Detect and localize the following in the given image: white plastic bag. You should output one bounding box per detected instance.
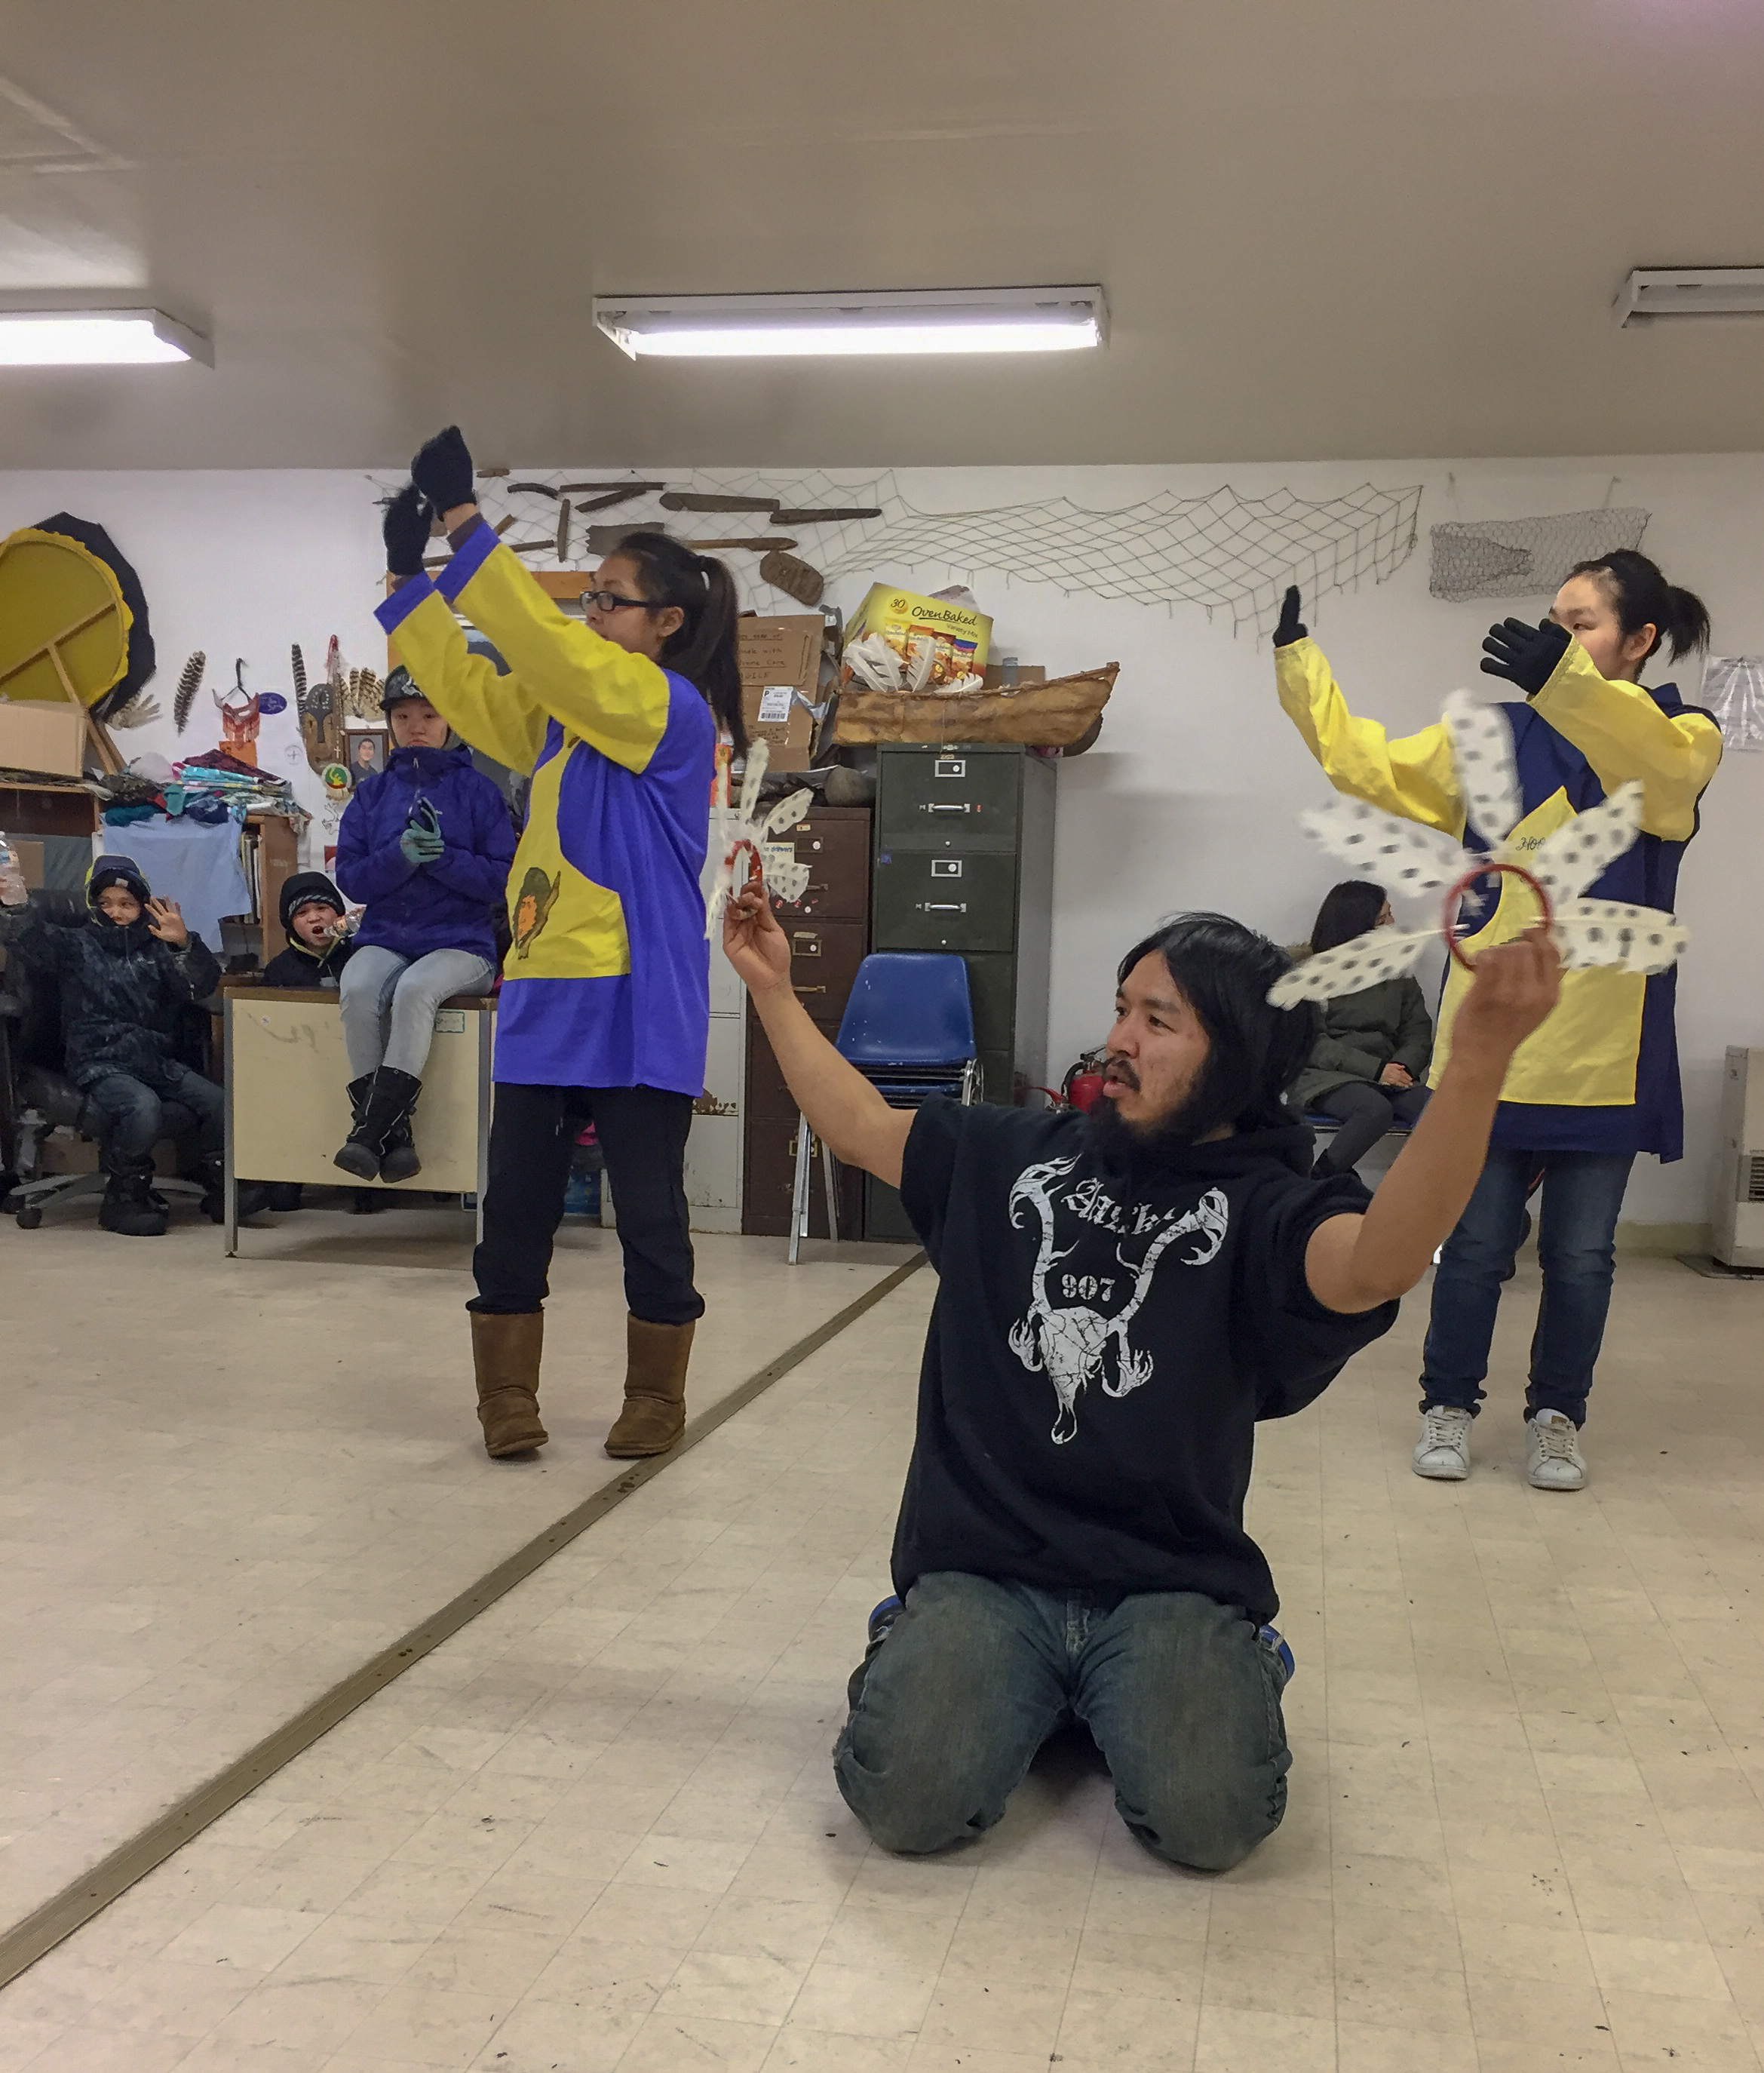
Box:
[1703,656,1764,753]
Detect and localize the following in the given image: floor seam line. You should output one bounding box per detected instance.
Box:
[0,1251,925,1994]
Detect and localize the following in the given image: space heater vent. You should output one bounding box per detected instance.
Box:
[1741,1153,1764,1204]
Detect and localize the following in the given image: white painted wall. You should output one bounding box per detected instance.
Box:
[6,456,1760,1227]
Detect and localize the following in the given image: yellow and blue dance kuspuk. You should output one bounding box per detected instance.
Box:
[1277,634,1721,1159]
[375,517,716,1094]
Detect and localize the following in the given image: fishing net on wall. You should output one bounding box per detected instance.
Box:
[378,468,1422,636]
[1428,507,1650,603]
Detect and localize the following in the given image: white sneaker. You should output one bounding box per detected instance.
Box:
[1526,1410,1586,1491]
[1413,1406,1473,1481]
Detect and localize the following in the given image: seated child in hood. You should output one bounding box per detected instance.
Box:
[0,853,268,1236]
[256,870,357,1214]
[261,872,357,990]
[333,669,517,1183]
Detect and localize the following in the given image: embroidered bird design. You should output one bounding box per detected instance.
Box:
[512,868,561,959]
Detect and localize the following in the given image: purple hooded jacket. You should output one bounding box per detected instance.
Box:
[335,744,517,965]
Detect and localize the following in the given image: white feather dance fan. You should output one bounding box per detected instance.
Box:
[1269,690,1689,1007]
[704,739,814,937]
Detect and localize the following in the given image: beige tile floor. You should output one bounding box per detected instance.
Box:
[2,1253,1762,2071]
[0,1204,914,1939]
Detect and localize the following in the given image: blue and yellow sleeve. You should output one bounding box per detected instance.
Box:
[1529,640,1722,843]
[1275,637,1464,836]
[431,520,673,775]
[376,576,551,775]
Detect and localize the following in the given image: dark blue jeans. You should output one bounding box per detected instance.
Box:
[84,1065,222,1165]
[833,1572,1290,1871]
[1421,1146,1634,1428]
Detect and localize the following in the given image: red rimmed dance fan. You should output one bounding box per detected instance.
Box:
[1269,689,1688,1009]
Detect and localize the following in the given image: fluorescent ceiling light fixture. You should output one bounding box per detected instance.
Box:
[0,308,211,366]
[1616,268,1764,326]
[593,287,1106,359]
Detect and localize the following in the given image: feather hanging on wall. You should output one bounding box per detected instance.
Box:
[291,642,308,712]
[173,651,206,734]
[344,667,382,720]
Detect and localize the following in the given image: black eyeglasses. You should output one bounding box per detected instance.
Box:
[580,588,659,614]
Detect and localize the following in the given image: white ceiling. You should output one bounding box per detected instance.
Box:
[3,0,1763,470]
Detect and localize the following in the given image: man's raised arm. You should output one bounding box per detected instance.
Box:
[722,885,914,1188]
[1304,934,1562,1315]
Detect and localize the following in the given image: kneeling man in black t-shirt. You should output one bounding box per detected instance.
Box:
[724,892,1558,1869]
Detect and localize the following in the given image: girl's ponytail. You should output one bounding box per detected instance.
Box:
[1661,584,1713,664]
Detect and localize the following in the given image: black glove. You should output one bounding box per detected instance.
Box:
[1273,585,1307,648]
[411,425,475,515]
[1480,616,1570,696]
[383,484,430,577]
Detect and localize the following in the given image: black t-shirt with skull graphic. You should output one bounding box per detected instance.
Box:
[893,1098,1397,1624]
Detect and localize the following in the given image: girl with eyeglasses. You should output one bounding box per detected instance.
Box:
[378,427,747,1465]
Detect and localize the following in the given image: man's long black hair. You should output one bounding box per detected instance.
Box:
[1112,912,1318,1141]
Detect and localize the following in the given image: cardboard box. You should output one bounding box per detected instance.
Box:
[0,701,87,779]
[844,584,992,689]
[738,615,824,771]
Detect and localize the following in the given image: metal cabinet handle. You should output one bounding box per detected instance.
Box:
[793,984,827,995]
[919,902,968,913]
[922,802,972,815]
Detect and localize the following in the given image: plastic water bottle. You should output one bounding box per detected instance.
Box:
[0,831,28,908]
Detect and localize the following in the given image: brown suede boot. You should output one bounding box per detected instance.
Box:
[604,1317,694,1458]
[471,1312,549,1459]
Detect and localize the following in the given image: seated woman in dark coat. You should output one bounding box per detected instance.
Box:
[1291,880,1433,1177]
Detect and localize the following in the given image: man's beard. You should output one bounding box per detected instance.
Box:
[1084,1061,1222,1175]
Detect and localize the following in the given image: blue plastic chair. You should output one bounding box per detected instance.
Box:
[790,954,979,1263]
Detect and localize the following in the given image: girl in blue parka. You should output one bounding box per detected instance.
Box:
[333,669,517,1181]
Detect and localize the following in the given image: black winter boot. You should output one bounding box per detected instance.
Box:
[335,1067,422,1182]
[265,1182,305,1212]
[378,1084,423,1184]
[199,1160,270,1224]
[99,1155,168,1237]
[332,1072,381,1179]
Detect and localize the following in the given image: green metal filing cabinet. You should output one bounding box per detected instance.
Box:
[867,744,1057,1239]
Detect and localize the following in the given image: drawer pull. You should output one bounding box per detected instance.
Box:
[793,984,828,996]
[919,902,968,914]
[790,932,822,953]
[922,802,972,815]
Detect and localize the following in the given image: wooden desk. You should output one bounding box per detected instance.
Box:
[222,987,495,1252]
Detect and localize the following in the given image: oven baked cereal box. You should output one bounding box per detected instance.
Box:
[842,585,991,691]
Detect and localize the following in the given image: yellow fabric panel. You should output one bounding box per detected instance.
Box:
[453,545,672,775]
[1529,640,1722,843]
[1275,637,1465,836]
[502,738,630,980]
[1427,789,1643,1105]
[387,589,550,775]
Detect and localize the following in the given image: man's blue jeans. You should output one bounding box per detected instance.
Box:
[1421,1147,1634,1428]
[833,1572,1290,1871]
